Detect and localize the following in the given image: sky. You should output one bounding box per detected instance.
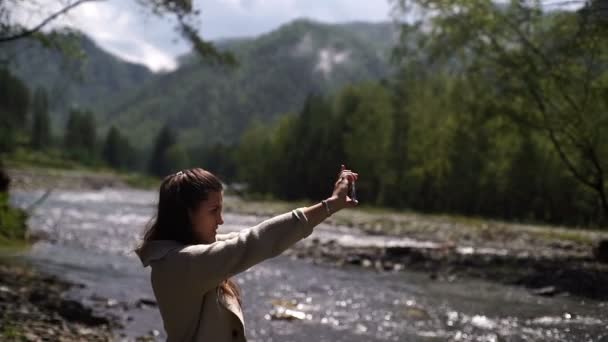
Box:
[39,0,393,72]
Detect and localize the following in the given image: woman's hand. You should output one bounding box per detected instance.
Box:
[327,164,359,212]
[301,165,359,226]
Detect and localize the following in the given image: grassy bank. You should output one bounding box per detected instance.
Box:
[0,192,28,248]
[5,165,159,191]
[4,148,160,190]
[223,195,607,250]
[5,163,606,251]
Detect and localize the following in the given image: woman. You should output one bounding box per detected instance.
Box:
[136,166,358,341]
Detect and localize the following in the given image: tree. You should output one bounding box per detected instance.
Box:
[338,84,394,204]
[31,87,51,150]
[235,120,276,194]
[392,0,608,222]
[0,68,29,152]
[103,125,134,170]
[64,108,97,163]
[0,0,235,65]
[148,123,187,177]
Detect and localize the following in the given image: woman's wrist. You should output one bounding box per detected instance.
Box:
[324,196,342,215]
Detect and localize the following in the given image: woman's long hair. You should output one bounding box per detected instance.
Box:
[137,168,242,306]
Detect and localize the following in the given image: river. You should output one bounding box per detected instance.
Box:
[9,189,608,341]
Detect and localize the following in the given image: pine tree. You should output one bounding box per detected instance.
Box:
[103,126,123,168]
[0,68,29,152]
[148,124,180,177]
[31,87,51,150]
[64,109,98,163]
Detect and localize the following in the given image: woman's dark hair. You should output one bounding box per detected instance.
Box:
[141,168,222,244]
[138,168,241,305]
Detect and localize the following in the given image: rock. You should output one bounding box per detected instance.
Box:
[137,298,158,308]
[77,327,94,336]
[594,240,608,263]
[382,261,394,271]
[105,299,119,308]
[28,288,51,304]
[345,255,362,265]
[57,300,110,326]
[24,332,39,342]
[0,166,10,192]
[0,263,116,341]
[385,246,413,258]
[403,306,431,321]
[266,306,310,321]
[532,286,558,297]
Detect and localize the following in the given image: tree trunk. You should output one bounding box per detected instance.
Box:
[0,165,9,193]
[598,180,608,227]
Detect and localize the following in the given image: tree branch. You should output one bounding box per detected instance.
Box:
[0,0,103,43]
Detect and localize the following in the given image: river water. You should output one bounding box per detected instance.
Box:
[8,189,608,341]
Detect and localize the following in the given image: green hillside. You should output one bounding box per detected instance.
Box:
[106,19,397,148]
[1,31,156,130]
[4,19,397,149]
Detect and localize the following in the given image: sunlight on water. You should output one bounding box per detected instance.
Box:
[8,189,608,341]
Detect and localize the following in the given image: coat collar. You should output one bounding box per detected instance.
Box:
[136,240,246,329]
[216,288,245,329]
[135,240,182,267]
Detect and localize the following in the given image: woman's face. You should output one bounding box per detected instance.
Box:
[189,191,224,244]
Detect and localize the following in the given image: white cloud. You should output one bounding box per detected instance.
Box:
[94,34,179,72]
[315,48,351,78]
[61,0,185,71]
[14,0,392,71]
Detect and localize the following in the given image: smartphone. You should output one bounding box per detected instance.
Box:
[349,180,357,202]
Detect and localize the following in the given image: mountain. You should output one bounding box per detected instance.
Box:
[1,31,156,130]
[107,19,398,148]
[5,19,399,149]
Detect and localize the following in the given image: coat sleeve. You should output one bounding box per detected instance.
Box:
[215,232,242,241]
[168,209,313,293]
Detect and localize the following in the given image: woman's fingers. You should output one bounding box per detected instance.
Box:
[339,171,358,182]
[335,165,359,206]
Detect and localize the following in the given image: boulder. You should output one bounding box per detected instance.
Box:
[593,240,608,263]
[0,166,9,192]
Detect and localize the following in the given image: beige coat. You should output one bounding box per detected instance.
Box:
[136,209,313,342]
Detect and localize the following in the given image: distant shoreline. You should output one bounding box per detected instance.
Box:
[7,166,608,301]
[6,166,158,191]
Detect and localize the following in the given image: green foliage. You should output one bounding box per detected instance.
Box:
[102,126,135,170]
[148,124,189,177]
[102,20,393,150]
[0,1,232,67]
[188,143,237,181]
[389,0,608,224]
[1,30,155,128]
[234,61,605,226]
[0,68,29,152]
[63,108,98,164]
[0,192,27,245]
[340,84,394,204]
[4,148,83,170]
[235,120,277,193]
[121,172,161,189]
[31,87,51,150]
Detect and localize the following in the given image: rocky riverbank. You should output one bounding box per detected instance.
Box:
[286,235,608,301]
[6,167,130,191]
[0,260,117,341]
[7,167,608,302]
